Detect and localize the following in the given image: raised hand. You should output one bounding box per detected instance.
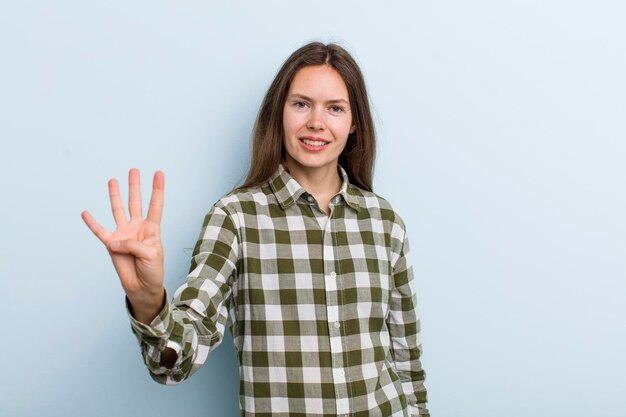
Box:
[82,168,166,324]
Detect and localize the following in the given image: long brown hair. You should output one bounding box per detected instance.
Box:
[239,42,376,191]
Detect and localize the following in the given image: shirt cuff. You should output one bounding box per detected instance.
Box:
[125,291,172,340]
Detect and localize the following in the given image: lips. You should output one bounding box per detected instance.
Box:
[298,136,329,151]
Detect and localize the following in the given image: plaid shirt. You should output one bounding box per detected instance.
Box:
[127,164,429,417]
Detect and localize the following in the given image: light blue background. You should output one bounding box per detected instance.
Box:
[1,1,624,416]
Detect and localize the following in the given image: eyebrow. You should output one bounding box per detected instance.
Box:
[288,93,350,105]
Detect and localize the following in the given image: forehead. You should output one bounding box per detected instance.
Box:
[288,65,349,99]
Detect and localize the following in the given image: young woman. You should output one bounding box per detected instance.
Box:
[82,42,429,417]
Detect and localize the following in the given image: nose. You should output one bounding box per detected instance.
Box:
[306,107,325,130]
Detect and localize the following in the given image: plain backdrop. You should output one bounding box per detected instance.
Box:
[1,1,625,416]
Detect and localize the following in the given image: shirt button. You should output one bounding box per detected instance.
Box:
[334,321,341,329]
[329,271,337,279]
[337,369,345,377]
[307,196,314,203]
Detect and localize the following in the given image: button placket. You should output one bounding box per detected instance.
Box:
[322,213,349,416]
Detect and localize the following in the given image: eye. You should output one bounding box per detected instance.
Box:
[293,100,308,109]
[330,105,345,113]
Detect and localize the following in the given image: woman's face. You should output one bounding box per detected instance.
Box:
[282,65,355,175]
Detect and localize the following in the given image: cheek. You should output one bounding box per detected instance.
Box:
[284,105,308,121]
[283,114,301,136]
[282,109,290,134]
[331,118,354,138]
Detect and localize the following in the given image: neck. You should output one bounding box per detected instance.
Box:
[284,160,342,198]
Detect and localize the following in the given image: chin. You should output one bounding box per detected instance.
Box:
[295,156,337,168]
[287,155,337,171]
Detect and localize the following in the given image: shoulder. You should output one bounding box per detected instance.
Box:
[210,182,276,217]
[195,184,274,236]
[347,185,407,234]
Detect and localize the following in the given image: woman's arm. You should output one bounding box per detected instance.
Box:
[126,204,239,384]
[387,225,430,417]
[82,169,238,383]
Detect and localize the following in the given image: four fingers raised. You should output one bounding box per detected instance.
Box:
[82,169,165,241]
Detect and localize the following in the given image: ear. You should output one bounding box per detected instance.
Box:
[349,124,356,134]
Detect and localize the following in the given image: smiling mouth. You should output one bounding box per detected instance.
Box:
[300,138,329,146]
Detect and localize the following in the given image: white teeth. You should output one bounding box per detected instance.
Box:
[302,139,327,146]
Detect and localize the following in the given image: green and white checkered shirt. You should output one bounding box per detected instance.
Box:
[127,163,429,417]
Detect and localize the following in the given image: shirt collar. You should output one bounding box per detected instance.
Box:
[269,163,361,212]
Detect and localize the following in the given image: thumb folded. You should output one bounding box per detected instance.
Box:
[108,239,154,259]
